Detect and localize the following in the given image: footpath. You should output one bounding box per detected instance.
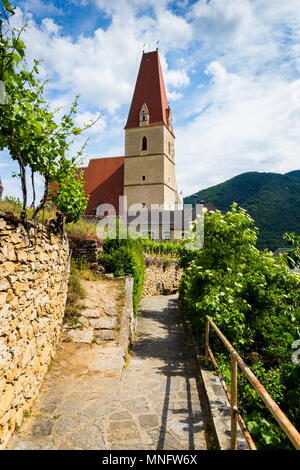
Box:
[9,295,213,450]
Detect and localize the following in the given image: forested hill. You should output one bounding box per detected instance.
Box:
[184,171,300,251]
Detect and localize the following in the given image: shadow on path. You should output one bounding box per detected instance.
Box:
[129,295,215,450]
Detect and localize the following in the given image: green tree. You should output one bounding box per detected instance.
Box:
[179,204,300,448]
[0,1,97,225]
[282,232,300,269]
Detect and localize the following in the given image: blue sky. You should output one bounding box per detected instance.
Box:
[1,0,300,204]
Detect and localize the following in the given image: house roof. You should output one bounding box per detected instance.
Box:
[273,248,290,257]
[80,156,124,215]
[124,50,173,133]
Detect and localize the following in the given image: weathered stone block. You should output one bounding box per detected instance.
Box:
[0,339,11,370]
[0,280,10,292]
[0,304,11,321]
[1,261,15,276]
[89,317,117,329]
[77,316,90,328]
[81,308,101,318]
[67,328,94,343]
[94,330,114,341]
[0,385,14,418]
[0,292,7,308]
[16,251,27,262]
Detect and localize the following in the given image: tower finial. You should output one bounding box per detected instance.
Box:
[156,40,159,51]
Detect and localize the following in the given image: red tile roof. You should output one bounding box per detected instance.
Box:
[125,50,173,133]
[82,156,124,215]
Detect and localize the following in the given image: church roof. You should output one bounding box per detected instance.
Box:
[125,50,173,133]
[80,156,124,215]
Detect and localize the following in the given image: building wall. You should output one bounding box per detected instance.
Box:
[124,124,177,209]
[125,184,165,209]
[124,154,164,186]
[125,124,175,160]
[0,215,69,449]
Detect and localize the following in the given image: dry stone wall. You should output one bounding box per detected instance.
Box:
[0,214,69,449]
[68,234,102,266]
[64,276,136,349]
[142,256,183,297]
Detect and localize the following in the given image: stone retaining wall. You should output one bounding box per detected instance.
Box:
[64,276,136,349]
[68,234,102,266]
[142,256,183,297]
[118,277,136,350]
[0,214,69,449]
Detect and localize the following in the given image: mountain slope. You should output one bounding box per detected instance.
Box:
[184,171,300,250]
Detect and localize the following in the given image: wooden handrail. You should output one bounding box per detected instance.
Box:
[205,315,300,450]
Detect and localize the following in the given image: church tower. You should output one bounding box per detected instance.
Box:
[124,50,181,210]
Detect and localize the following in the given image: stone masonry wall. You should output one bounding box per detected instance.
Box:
[64,276,136,349]
[142,256,183,297]
[0,214,69,449]
[68,234,102,266]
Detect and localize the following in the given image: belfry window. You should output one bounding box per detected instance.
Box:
[142,136,147,151]
[139,103,149,126]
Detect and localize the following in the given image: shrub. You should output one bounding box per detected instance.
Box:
[99,238,144,313]
[179,204,300,449]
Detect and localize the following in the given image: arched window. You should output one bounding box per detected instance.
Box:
[142,136,147,151]
[168,141,171,155]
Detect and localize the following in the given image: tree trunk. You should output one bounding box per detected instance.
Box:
[33,177,49,221]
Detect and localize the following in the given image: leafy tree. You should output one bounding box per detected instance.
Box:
[282,232,300,269]
[0,1,97,225]
[179,204,300,448]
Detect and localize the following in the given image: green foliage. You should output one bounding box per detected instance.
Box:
[184,171,300,251]
[179,204,300,449]
[50,166,88,223]
[0,195,22,213]
[99,238,145,313]
[64,262,86,327]
[282,232,300,269]
[140,239,182,257]
[64,219,98,238]
[0,3,92,225]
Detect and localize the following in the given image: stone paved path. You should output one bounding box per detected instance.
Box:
[9,295,214,450]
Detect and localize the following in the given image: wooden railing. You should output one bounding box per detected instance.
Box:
[205,315,300,450]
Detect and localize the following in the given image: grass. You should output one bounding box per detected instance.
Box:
[65,219,98,238]
[0,198,23,215]
[64,258,103,327]
[72,257,101,280]
[64,263,86,327]
[0,197,98,239]
[124,347,132,369]
[23,409,32,418]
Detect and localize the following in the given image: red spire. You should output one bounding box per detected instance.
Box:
[125,50,173,132]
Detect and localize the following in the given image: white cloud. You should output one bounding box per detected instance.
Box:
[19,0,63,17]
[165,68,190,88]
[12,3,189,118]
[177,63,300,195]
[41,17,60,35]
[4,0,300,202]
[168,91,183,101]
